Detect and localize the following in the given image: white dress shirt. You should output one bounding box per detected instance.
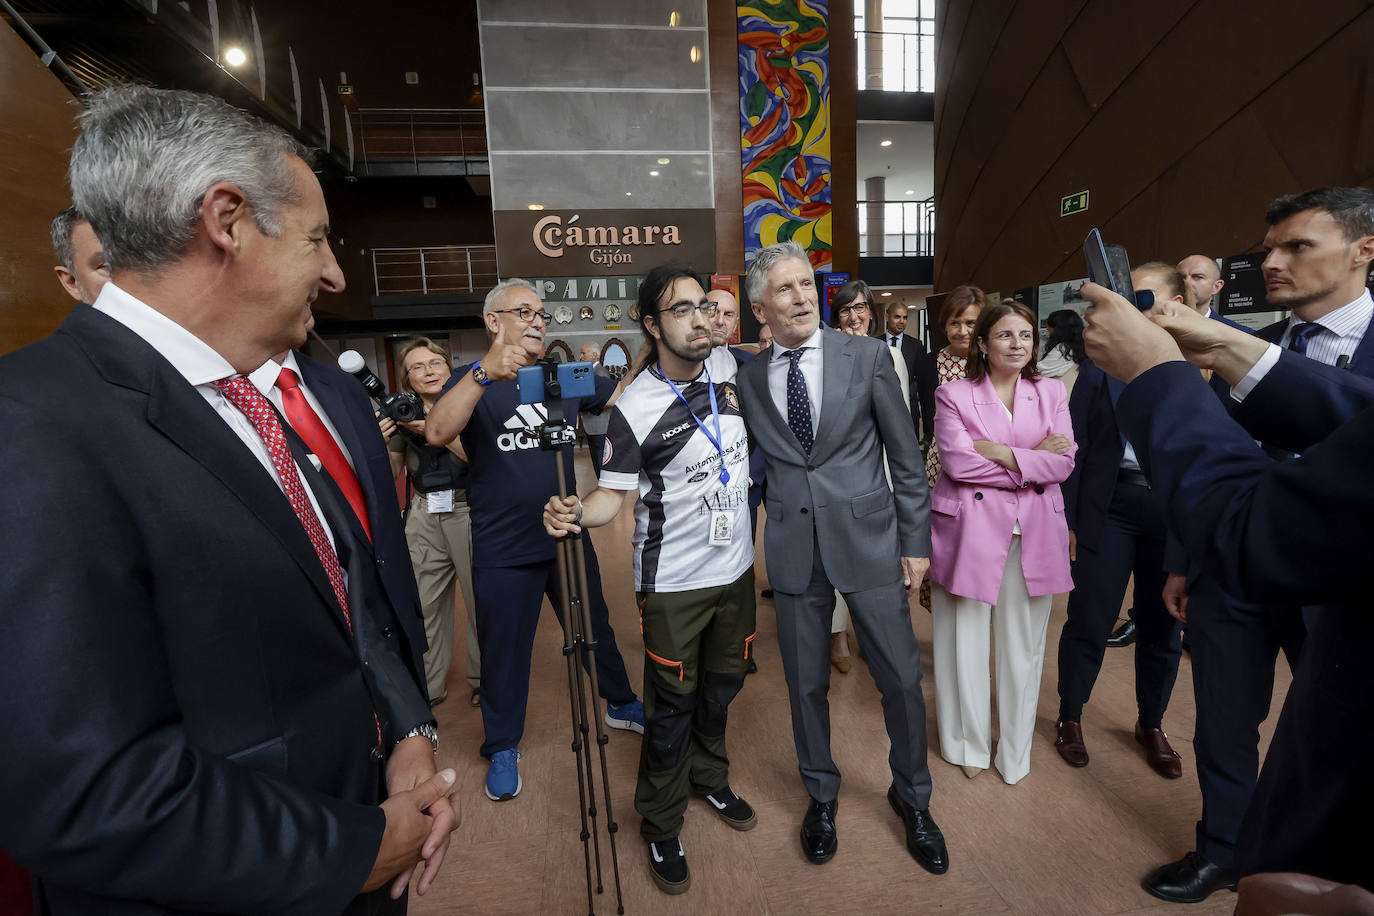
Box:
[767,326,825,437]
[249,350,359,473]
[1232,289,1373,401]
[93,282,337,552]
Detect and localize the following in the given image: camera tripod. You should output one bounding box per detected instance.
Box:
[530,384,625,916]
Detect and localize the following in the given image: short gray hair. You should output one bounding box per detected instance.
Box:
[745,241,810,302]
[68,84,313,273]
[483,277,539,315]
[50,205,81,271]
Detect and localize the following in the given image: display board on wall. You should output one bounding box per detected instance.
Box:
[738,0,833,270]
[1220,253,1285,330]
[822,272,849,325]
[493,208,716,278]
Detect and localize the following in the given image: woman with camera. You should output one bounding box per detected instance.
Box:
[388,337,482,707]
[926,301,1076,785]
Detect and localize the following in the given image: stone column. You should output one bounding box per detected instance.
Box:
[864,175,885,256]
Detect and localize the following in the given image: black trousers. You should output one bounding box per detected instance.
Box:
[1058,477,1180,728]
[1187,573,1305,868]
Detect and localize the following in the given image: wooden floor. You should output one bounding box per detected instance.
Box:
[416,452,1288,915]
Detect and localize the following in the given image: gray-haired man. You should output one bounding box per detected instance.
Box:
[736,241,949,875]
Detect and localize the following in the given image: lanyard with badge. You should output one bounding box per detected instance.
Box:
[658,363,735,547]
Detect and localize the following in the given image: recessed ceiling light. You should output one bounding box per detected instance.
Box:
[527,204,544,210]
[879,138,893,147]
[881,291,893,297]
[658,157,671,165]
[904,189,914,195]
[224,47,247,67]
[626,191,633,197]
[669,11,680,26]
[649,170,660,177]
[689,45,701,64]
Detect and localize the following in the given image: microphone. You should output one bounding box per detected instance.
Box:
[338,350,388,400]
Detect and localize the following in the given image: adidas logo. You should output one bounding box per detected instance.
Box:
[498,403,549,452]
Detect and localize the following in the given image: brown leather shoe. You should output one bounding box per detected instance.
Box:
[1055,719,1089,767]
[1135,723,1183,778]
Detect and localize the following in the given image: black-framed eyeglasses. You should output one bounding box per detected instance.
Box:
[494,306,553,324]
[836,302,870,318]
[659,301,719,320]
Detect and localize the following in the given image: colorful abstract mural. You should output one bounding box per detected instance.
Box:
[738,0,832,270]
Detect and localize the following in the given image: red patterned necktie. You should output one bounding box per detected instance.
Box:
[215,375,353,629]
[275,367,372,542]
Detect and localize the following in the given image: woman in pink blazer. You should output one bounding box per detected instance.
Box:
[928,300,1076,785]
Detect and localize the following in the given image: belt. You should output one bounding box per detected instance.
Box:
[1117,468,1150,488]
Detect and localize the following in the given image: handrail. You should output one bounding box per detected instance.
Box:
[858,197,935,257]
[856,28,933,93]
[372,245,498,297]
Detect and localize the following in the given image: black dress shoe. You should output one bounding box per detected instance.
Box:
[800,797,837,864]
[1144,851,1235,903]
[1107,617,1136,648]
[886,785,949,875]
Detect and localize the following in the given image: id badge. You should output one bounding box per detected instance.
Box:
[708,511,733,546]
[426,489,455,514]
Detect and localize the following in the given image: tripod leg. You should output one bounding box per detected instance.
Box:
[559,535,605,896]
[553,528,597,914]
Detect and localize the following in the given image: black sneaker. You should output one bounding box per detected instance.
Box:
[648,838,690,894]
[702,785,757,831]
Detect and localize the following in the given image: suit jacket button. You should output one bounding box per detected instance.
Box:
[370,744,384,762]
[376,558,386,568]
[800,507,809,514]
[382,626,395,638]
[1034,485,1045,495]
[974,492,983,500]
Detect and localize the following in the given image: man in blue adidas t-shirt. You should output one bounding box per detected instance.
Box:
[426,279,642,802]
[544,266,757,896]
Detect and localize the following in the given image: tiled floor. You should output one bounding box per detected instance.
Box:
[415,452,1287,915]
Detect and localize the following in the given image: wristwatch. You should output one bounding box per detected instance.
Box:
[399,722,440,753]
[471,361,492,386]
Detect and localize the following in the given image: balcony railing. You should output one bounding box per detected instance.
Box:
[372,245,498,296]
[355,108,489,176]
[856,29,934,93]
[858,198,934,257]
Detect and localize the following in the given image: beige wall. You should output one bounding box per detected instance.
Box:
[933,0,1374,296]
[0,22,80,355]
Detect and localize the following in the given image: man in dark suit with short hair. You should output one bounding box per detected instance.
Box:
[0,85,458,914]
[883,301,937,440]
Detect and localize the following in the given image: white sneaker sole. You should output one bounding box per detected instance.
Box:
[605,711,645,734]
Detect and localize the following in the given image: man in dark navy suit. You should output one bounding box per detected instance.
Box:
[1145,191,1374,903]
[1081,276,1374,896]
[1057,263,1194,781]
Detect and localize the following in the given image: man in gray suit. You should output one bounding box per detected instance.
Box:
[580,341,612,477]
[737,242,948,874]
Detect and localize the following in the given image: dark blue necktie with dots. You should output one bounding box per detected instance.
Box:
[1287,321,1321,356]
[785,347,813,454]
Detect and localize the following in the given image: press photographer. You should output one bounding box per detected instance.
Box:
[384,338,482,708]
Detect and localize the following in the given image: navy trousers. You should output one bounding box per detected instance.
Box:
[1187,573,1305,868]
[1058,477,1180,729]
[473,537,636,758]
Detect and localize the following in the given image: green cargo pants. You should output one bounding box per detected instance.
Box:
[635,567,757,842]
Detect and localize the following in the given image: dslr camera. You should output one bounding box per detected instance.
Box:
[339,350,425,423]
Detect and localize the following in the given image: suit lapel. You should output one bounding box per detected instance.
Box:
[810,328,853,462]
[742,342,808,457]
[969,374,1013,443]
[66,309,353,638]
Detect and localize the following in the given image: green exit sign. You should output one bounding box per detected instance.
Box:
[1060,190,1090,216]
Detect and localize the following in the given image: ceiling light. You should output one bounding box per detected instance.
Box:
[527,204,544,210]
[669,11,680,26]
[881,291,893,297]
[904,189,914,195]
[626,191,633,197]
[658,157,671,165]
[649,170,660,177]
[879,138,892,147]
[224,47,247,67]
[689,45,701,64]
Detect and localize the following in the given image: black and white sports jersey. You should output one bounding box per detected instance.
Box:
[600,348,751,593]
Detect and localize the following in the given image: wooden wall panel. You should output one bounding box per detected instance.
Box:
[935,0,1374,296]
[0,22,80,355]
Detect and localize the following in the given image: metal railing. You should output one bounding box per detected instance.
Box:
[355,108,488,176]
[372,245,498,296]
[858,198,935,257]
[856,29,934,93]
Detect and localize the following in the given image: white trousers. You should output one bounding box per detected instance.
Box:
[930,535,1052,784]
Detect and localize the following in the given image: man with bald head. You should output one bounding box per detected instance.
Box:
[1178,255,1225,316]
